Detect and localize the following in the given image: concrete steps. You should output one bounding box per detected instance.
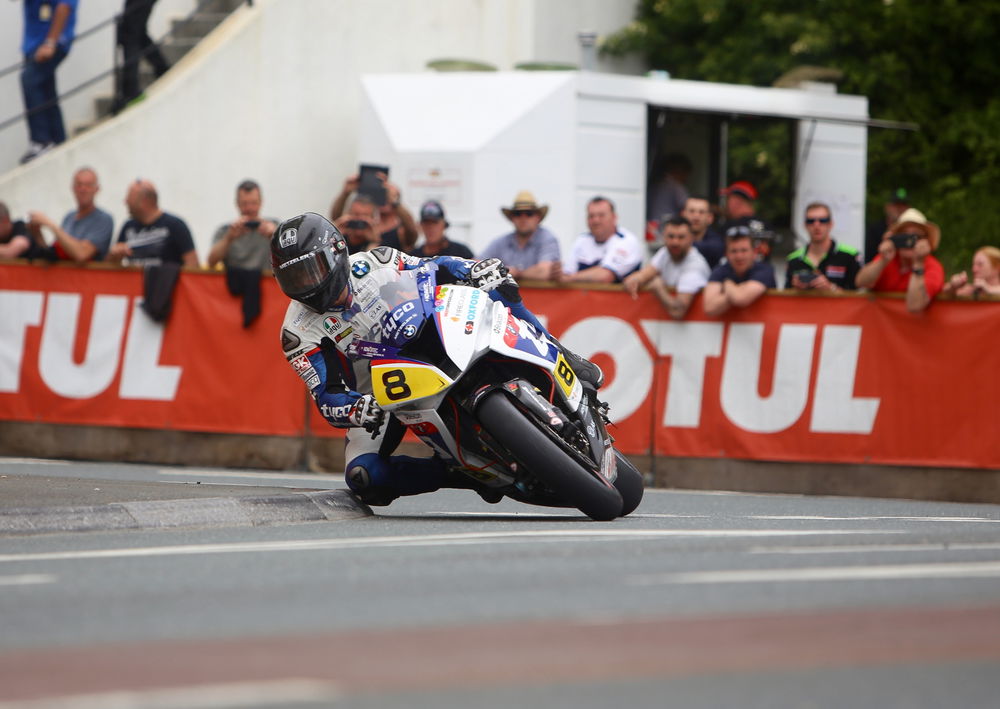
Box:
[73,0,246,135]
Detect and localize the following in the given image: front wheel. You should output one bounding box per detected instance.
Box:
[613,450,644,517]
[476,391,623,521]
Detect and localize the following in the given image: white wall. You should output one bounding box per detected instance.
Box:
[0,0,642,261]
[0,0,197,170]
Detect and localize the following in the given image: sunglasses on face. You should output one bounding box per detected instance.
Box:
[512,210,537,218]
[805,217,831,225]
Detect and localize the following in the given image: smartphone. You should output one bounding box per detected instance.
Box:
[890,232,918,249]
[244,220,260,230]
[345,219,368,230]
[795,270,817,284]
[358,163,389,206]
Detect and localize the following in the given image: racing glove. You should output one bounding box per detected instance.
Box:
[348,394,384,432]
[469,258,509,292]
[432,256,472,281]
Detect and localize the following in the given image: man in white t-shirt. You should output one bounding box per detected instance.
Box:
[623,216,710,319]
[560,196,644,283]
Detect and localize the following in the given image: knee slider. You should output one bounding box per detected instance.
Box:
[345,453,397,506]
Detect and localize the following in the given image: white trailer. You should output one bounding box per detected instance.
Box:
[359,71,872,267]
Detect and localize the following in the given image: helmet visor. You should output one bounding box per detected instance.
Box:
[276,248,334,297]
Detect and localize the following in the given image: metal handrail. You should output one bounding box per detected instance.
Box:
[0,0,251,137]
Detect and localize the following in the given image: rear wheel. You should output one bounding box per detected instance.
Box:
[476,391,622,521]
[613,450,644,517]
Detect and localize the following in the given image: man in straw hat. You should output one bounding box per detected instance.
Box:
[480,190,561,281]
[856,207,944,313]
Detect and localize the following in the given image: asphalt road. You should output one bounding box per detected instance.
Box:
[2,459,1000,708]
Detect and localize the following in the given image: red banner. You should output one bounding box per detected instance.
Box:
[2,263,999,469]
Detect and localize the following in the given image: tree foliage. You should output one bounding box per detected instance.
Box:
[604,0,1000,271]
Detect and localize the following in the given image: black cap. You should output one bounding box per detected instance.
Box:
[420,200,447,223]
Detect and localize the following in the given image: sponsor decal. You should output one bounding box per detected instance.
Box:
[278,227,297,248]
[826,266,846,278]
[411,422,439,436]
[464,321,474,335]
[371,247,394,264]
[466,289,482,321]
[402,324,417,339]
[281,328,301,352]
[290,354,319,386]
[503,314,520,348]
[334,326,354,344]
[352,261,371,278]
[322,317,344,334]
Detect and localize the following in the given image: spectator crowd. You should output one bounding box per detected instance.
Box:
[1,161,993,323]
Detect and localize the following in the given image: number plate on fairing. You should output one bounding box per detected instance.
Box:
[371,360,453,408]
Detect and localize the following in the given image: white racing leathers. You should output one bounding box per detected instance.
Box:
[279,247,477,504]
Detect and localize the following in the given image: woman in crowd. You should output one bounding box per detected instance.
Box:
[943,246,1000,297]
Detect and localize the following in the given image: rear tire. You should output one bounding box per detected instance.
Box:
[613,450,644,517]
[477,391,622,521]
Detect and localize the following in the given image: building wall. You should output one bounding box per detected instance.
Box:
[0,0,640,262]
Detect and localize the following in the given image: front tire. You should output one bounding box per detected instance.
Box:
[476,391,623,521]
[613,450,644,517]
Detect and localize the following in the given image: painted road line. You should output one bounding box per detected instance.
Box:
[629,560,1000,586]
[750,514,1000,523]
[0,574,55,587]
[0,679,341,709]
[156,469,340,483]
[0,529,903,564]
[751,541,1000,555]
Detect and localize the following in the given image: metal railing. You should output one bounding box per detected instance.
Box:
[0,0,251,137]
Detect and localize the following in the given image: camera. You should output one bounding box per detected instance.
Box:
[244,220,260,230]
[357,163,389,206]
[795,270,817,284]
[890,232,919,249]
[345,219,368,230]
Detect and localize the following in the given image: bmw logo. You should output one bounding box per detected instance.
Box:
[351,261,371,278]
[402,324,417,339]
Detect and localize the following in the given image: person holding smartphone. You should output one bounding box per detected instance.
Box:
[329,167,419,252]
[207,180,278,270]
[784,202,861,292]
[855,207,944,313]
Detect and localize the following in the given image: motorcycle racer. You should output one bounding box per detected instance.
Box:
[272,212,602,506]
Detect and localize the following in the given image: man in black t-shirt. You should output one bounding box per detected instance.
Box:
[108,179,198,267]
[703,232,776,316]
[785,202,861,291]
[0,201,46,260]
[411,200,474,258]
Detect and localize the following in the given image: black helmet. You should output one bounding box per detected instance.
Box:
[271,212,349,313]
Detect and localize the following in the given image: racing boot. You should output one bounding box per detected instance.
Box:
[555,341,604,390]
[444,467,505,504]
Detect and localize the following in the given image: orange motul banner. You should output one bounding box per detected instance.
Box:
[0,263,305,436]
[2,263,999,469]
[530,287,1000,469]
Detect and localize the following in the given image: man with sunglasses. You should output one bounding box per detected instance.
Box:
[480,191,561,281]
[785,202,860,292]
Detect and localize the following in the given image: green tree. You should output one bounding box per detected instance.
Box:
[604,0,1000,271]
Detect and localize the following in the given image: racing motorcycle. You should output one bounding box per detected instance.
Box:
[351,262,643,521]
